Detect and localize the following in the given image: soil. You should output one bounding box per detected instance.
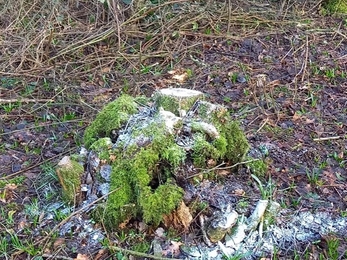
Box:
[0,0,346,259]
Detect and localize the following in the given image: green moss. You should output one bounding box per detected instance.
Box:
[192,133,223,167]
[90,137,113,161]
[195,102,209,118]
[139,182,184,225]
[221,121,249,164]
[246,157,268,177]
[322,0,347,14]
[162,144,186,169]
[98,123,184,229]
[88,93,250,229]
[56,158,84,204]
[191,121,248,168]
[187,101,249,167]
[213,136,228,156]
[84,95,139,148]
[0,176,25,189]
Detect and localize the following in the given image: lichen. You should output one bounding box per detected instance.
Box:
[83,95,138,148]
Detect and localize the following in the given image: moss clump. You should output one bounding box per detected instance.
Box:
[84,95,138,148]
[95,119,184,229]
[87,92,250,229]
[322,0,347,14]
[222,121,249,164]
[162,144,186,169]
[246,157,268,177]
[187,100,249,167]
[192,133,225,167]
[191,121,249,167]
[89,137,113,161]
[139,182,184,225]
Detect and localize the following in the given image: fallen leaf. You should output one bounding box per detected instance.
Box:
[172,73,188,82]
[207,159,216,167]
[101,67,111,73]
[53,238,66,249]
[162,240,182,257]
[322,188,330,194]
[74,253,89,260]
[163,201,192,231]
[305,118,315,124]
[216,169,229,176]
[94,249,107,260]
[17,218,29,230]
[109,154,117,162]
[0,183,18,203]
[292,111,302,121]
[233,189,245,196]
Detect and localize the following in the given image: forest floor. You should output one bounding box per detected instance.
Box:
[0,0,347,259]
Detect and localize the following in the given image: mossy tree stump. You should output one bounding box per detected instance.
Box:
[81,88,250,230]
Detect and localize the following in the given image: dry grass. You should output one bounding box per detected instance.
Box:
[0,0,320,86]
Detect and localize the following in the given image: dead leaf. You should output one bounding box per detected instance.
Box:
[292,111,302,121]
[305,118,315,124]
[172,73,188,82]
[233,189,245,196]
[94,249,107,260]
[322,188,330,194]
[109,154,117,162]
[53,238,66,249]
[118,214,133,229]
[322,170,336,185]
[162,240,182,257]
[207,159,216,167]
[74,254,89,260]
[0,183,18,203]
[101,67,111,73]
[17,218,29,230]
[5,183,17,190]
[163,201,192,231]
[338,151,344,159]
[216,169,229,176]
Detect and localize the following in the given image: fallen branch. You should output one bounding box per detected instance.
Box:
[0,147,77,180]
[313,136,343,142]
[108,246,181,260]
[0,98,53,104]
[188,158,261,179]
